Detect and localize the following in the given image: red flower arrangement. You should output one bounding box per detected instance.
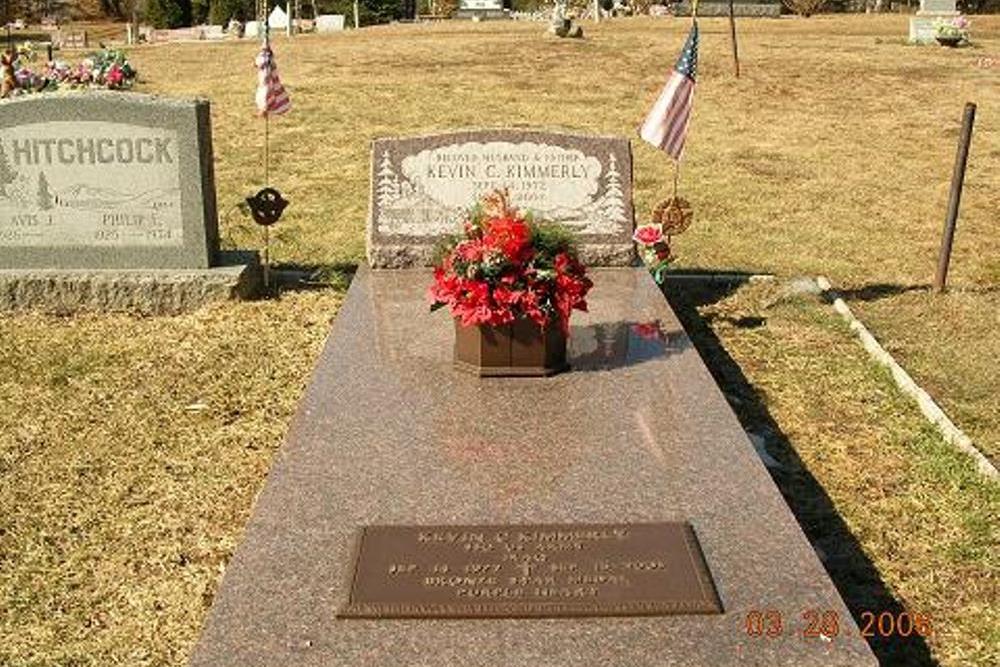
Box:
[429,190,593,335]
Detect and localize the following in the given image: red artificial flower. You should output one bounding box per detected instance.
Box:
[631,321,665,341]
[483,217,532,262]
[455,239,485,263]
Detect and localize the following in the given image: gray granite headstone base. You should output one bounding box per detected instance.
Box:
[189,267,877,667]
[0,251,261,315]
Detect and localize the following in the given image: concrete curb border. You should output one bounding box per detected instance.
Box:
[816,276,998,480]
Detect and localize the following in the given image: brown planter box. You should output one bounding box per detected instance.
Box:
[453,319,568,377]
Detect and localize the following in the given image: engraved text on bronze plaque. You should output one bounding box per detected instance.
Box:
[338,522,723,618]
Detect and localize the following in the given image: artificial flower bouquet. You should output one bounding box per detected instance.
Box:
[1,43,137,98]
[935,16,971,45]
[429,190,593,335]
[429,190,593,376]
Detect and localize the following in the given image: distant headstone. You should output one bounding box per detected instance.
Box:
[673,1,780,16]
[909,0,958,43]
[315,14,345,32]
[367,129,636,268]
[244,20,260,38]
[203,24,225,40]
[0,93,218,269]
[457,0,506,18]
[268,5,289,30]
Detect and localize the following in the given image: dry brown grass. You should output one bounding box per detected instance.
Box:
[670,280,999,667]
[123,15,1000,464]
[1,14,998,667]
[0,290,341,666]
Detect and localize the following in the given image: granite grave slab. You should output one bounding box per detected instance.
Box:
[367,129,636,268]
[189,266,877,667]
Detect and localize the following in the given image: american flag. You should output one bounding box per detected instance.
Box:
[639,22,699,161]
[255,42,291,116]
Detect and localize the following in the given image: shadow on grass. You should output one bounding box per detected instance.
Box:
[268,261,359,294]
[665,278,938,667]
[835,283,932,303]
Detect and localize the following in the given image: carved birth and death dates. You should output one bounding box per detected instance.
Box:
[338,522,723,619]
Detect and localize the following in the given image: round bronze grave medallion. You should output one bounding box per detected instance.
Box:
[652,196,694,236]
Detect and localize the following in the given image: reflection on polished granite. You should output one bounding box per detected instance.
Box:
[190,267,876,667]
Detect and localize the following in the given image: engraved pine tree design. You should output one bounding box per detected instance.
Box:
[601,154,627,226]
[376,151,400,208]
[37,172,53,210]
[0,141,18,198]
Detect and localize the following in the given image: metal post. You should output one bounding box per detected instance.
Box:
[934,102,976,293]
[354,0,360,29]
[728,0,740,78]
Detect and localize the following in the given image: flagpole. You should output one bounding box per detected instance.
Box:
[263,1,272,293]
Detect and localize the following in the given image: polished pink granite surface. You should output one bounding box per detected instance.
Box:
[189,267,877,667]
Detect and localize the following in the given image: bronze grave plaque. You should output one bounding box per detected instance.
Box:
[338,522,723,619]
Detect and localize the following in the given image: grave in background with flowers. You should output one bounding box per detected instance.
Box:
[1,44,137,98]
[908,0,966,45]
[189,127,878,667]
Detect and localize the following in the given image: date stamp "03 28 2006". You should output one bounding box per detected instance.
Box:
[744,609,934,640]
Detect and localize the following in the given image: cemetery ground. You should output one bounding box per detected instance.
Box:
[0,13,997,667]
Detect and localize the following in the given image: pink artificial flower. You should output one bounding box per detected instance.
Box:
[633,224,664,246]
[106,64,124,87]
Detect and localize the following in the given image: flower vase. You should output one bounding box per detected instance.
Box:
[453,319,568,377]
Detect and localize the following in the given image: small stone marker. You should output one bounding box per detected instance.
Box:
[315,14,346,32]
[340,522,722,618]
[0,92,218,269]
[368,129,635,268]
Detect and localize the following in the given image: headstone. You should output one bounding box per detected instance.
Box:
[0,93,217,269]
[457,0,507,18]
[315,14,345,32]
[268,5,289,30]
[0,93,259,312]
[367,129,636,268]
[203,24,225,40]
[244,20,260,38]
[909,0,959,44]
[673,1,781,16]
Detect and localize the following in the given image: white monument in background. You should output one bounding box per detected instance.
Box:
[268,5,289,30]
[909,0,959,44]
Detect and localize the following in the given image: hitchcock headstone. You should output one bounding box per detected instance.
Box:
[0,93,258,313]
[368,129,636,268]
[0,93,218,269]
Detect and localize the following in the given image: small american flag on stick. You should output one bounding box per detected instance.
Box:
[255,41,291,116]
[639,22,699,161]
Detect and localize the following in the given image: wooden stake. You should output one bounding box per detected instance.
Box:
[728,0,740,78]
[934,102,976,293]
